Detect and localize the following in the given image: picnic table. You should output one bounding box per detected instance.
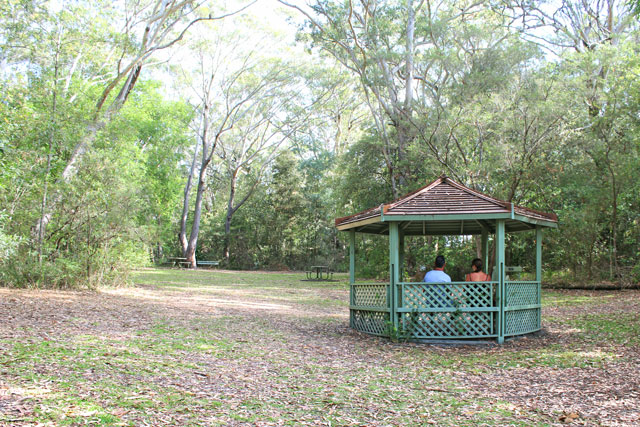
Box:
[167,257,189,268]
[164,258,219,269]
[305,265,332,280]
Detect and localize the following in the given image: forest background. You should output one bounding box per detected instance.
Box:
[0,0,638,289]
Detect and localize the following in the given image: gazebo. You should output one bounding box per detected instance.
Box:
[335,176,558,343]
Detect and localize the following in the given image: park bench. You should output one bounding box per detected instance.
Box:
[196,260,219,268]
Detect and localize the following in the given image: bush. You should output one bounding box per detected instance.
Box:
[0,240,149,289]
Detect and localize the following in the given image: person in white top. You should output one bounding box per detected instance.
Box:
[423,255,451,282]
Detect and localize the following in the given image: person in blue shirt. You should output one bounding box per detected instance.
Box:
[424,255,452,307]
[423,255,451,282]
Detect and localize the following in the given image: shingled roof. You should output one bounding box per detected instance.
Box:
[335,176,557,235]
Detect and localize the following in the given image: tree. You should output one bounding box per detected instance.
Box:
[32,0,254,237]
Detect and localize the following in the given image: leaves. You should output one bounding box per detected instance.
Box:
[1,270,640,425]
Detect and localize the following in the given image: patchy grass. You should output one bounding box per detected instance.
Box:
[1,268,639,426]
[563,313,640,346]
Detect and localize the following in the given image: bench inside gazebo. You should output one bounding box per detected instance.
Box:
[335,176,558,344]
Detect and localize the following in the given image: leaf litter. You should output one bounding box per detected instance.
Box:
[0,271,639,426]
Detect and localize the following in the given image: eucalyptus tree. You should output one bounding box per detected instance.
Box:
[214,62,312,262]
[178,42,273,267]
[176,18,310,266]
[1,1,109,251]
[281,0,537,196]
[502,0,640,278]
[287,65,367,158]
[499,0,636,52]
[30,0,255,238]
[561,42,640,278]
[279,0,427,196]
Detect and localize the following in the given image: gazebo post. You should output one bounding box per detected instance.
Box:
[349,230,356,286]
[497,220,506,344]
[349,230,356,329]
[389,222,400,329]
[399,229,405,281]
[536,226,543,329]
[536,226,542,283]
[481,229,488,273]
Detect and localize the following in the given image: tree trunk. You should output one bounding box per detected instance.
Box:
[608,164,619,281]
[600,144,619,281]
[34,64,142,238]
[223,172,238,263]
[184,165,207,269]
[488,240,496,278]
[179,135,200,255]
[38,34,60,263]
[184,105,212,269]
[394,0,416,189]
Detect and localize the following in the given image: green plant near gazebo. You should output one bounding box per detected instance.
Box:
[336,176,558,344]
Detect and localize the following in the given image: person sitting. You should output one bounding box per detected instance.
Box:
[465,258,491,282]
[424,255,451,282]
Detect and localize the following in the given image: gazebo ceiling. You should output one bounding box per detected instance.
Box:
[335,176,558,235]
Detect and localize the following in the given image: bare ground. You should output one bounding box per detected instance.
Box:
[1,270,639,426]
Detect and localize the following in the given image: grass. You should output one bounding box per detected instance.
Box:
[1,268,638,425]
[564,313,640,346]
[542,289,617,307]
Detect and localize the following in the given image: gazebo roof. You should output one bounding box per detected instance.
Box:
[335,176,557,235]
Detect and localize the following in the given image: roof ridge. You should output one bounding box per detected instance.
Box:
[443,179,511,209]
[334,203,383,227]
[514,204,558,221]
[385,176,445,211]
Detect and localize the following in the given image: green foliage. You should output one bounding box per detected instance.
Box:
[0,213,20,260]
[0,0,638,287]
[0,74,192,287]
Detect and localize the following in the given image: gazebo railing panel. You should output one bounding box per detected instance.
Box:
[397,282,498,339]
[351,310,390,336]
[504,280,541,336]
[350,282,390,336]
[351,282,389,308]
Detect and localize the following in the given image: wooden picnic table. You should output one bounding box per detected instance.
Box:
[306,265,332,280]
[167,257,187,267]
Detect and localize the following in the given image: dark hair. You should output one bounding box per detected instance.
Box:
[434,255,446,268]
[472,258,483,272]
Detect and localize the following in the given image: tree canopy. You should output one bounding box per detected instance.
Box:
[0,0,638,287]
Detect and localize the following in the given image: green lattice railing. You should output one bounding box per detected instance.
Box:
[349,280,541,340]
[504,281,541,336]
[397,282,499,339]
[350,283,390,336]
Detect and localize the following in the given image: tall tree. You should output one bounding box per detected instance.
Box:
[32,0,254,237]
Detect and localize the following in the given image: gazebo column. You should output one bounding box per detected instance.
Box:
[349,230,356,328]
[536,226,542,283]
[389,222,400,329]
[536,226,542,329]
[481,229,489,273]
[497,220,506,344]
[399,229,405,282]
[349,230,356,286]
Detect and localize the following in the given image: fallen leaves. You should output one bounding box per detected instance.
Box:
[1,274,639,426]
[559,412,580,423]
